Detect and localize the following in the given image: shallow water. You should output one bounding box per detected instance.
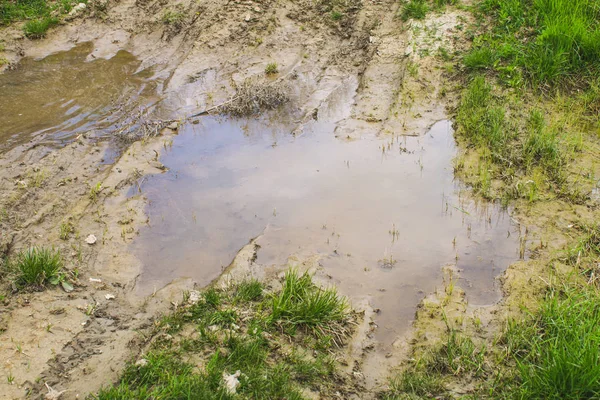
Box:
[134,115,521,343]
[0,42,157,150]
[1,46,522,344]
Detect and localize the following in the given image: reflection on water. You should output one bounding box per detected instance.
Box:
[134,117,521,343]
[0,42,157,150]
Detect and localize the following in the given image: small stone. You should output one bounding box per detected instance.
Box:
[105,293,116,300]
[85,234,97,245]
[69,2,87,15]
[135,358,148,367]
[167,122,178,130]
[244,13,251,22]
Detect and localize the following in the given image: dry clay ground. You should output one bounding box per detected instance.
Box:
[0,0,472,398]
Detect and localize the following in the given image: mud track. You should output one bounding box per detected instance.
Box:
[0,0,470,398]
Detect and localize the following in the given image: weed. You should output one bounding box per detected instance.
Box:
[0,56,7,66]
[23,16,58,38]
[264,62,278,75]
[12,247,62,288]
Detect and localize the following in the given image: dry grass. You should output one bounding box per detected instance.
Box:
[218,79,290,117]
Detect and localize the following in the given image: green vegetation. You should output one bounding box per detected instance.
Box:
[468,0,600,87]
[1,0,86,38]
[264,62,278,75]
[0,0,49,25]
[386,0,600,398]
[23,16,57,38]
[386,283,600,399]
[504,285,600,398]
[399,0,458,21]
[12,247,62,288]
[96,271,354,399]
[330,10,343,20]
[161,9,185,27]
[399,0,429,21]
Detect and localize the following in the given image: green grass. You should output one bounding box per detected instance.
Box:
[270,270,349,339]
[470,0,600,87]
[96,274,351,399]
[1,0,85,38]
[503,285,600,398]
[0,0,49,25]
[455,75,568,201]
[234,279,263,302]
[12,247,62,288]
[386,369,445,398]
[23,15,57,38]
[399,0,429,21]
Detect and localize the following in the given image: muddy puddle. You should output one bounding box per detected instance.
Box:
[135,115,522,344]
[0,42,158,151]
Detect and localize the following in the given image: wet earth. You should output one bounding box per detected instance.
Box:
[0,44,522,348]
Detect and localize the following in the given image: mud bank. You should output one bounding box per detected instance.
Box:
[0,1,520,398]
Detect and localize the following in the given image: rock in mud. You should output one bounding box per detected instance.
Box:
[68,2,87,15]
[85,234,97,245]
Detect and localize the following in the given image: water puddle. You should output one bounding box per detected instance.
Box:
[0,42,158,151]
[135,116,521,343]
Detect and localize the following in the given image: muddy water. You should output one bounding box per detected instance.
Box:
[135,115,521,343]
[0,42,157,150]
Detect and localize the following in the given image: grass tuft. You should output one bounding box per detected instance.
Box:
[23,16,58,38]
[264,62,278,75]
[399,0,429,21]
[270,270,349,341]
[13,247,62,288]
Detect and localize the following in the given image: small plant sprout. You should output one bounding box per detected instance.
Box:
[89,182,103,202]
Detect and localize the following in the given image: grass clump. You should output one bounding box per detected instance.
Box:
[12,247,62,288]
[96,273,355,398]
[264,62,278,75]
[399,0,429,21]
[270,270,349,343]
[23,16,58,38]
[161,9,185,28]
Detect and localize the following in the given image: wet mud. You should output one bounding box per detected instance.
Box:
[0,0,524,397]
